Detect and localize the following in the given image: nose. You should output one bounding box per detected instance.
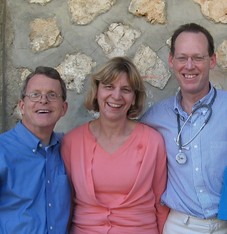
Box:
[39,94,49,103]
[112,88,122,99]
[185,57,195,69]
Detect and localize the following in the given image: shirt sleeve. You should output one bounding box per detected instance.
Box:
[151,132,170,233]
[218,167,227,220]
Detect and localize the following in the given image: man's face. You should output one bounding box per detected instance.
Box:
[168,32,216,98]
[19,74,68,135]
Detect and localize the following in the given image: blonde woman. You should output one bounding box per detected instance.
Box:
[61,57,169,234]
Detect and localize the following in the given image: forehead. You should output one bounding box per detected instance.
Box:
[110,72,131,86]
[175,32,209,54]
[26,74,61,91]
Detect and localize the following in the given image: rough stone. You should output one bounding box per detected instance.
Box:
[216,40,227,69]
[96,22,141,58]
[20,68,32,83]
[56,53,96,93]
[29,17,63,53]
[129,0,166,24]
[193,0,227,23]
[68,0,116,25]
[2,0,227,133]
[28,0,52,5]
[133,44,171,89]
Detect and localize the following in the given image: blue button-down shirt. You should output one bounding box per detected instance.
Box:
[141,85,227,219]
[0,121,71,233]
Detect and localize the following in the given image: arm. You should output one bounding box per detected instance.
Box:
[61,135,75,232]
[152,138,170,234]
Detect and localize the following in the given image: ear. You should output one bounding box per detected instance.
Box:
[209,53,217,69]
[18,99,25,115]
[61,101,68,117]
[168,53,174,69]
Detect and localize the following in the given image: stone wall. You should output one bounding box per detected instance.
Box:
[1,0,227,133]
[0,0,5,132]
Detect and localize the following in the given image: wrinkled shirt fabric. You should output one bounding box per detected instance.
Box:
[0,121,71,234]
[141,85,227,219]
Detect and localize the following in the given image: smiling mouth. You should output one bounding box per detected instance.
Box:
[36,109,51,114]
[107,102,122,108]
[183,74,197,79]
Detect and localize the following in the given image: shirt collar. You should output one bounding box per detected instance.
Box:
[15,121,62,152]
[174,84,215,116]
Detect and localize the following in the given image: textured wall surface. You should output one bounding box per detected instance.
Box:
[1,0,227,133]
[0,0,4,132]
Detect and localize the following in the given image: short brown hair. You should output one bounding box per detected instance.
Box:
[21,66,67,101]
[170,23,215,56]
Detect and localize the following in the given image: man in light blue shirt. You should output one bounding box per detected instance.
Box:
[0,66,71,233]
[141,23,227,233]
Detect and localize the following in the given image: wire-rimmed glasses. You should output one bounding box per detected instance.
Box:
[24,92,62,102]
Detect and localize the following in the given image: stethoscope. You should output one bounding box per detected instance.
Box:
[175,88,217,165]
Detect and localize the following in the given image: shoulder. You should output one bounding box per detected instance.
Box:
[214,89,227,108]
[144,96,174,115]
[216,88,227,97]
[137,122,164,142]
[140,96,175,126]
[0,127,16,146]
[63,122,88,140]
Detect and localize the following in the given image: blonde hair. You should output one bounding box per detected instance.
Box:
[84,57,146,118]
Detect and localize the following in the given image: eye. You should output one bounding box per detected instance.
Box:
[193,56,205,62]
[30,92,41,98]
[176,56,187,62]
[48,92,58,98]
[104,84,113,89]
[122,87,133,93]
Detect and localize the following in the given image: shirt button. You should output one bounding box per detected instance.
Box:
[50,226,53,230]
[39,143,42,147]
[200,189,203,193]
[195,167,199,171]
[47,180,50,184]
[194,145,198,149]
[48,203,52,207]
[32,149,36,153]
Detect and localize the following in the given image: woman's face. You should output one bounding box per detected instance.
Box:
[96,72,135,122]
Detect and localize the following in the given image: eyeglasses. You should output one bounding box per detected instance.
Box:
[24,92,62,102]
[174,55,209,65]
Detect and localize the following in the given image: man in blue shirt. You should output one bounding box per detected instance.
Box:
[141,23,227,233]
[218,167,227,220]
[0,66,71,233]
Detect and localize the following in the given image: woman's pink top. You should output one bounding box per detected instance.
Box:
[61,122,169,234]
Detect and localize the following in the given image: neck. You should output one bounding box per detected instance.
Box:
[180,89,210,114]
[91,117,134,139]
[181,96,196,114]
[22,121,52,145]
[37,132,52,146]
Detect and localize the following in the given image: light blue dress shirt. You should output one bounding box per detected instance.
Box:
[0,121,71,233]
[218,167,227,220]
[141,85,227,219]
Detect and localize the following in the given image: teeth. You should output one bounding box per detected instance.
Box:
[37,110,50,113]
[184,74,196,79]
[108,103,122,108]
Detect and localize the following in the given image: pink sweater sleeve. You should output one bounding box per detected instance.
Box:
[151,132,169,233]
